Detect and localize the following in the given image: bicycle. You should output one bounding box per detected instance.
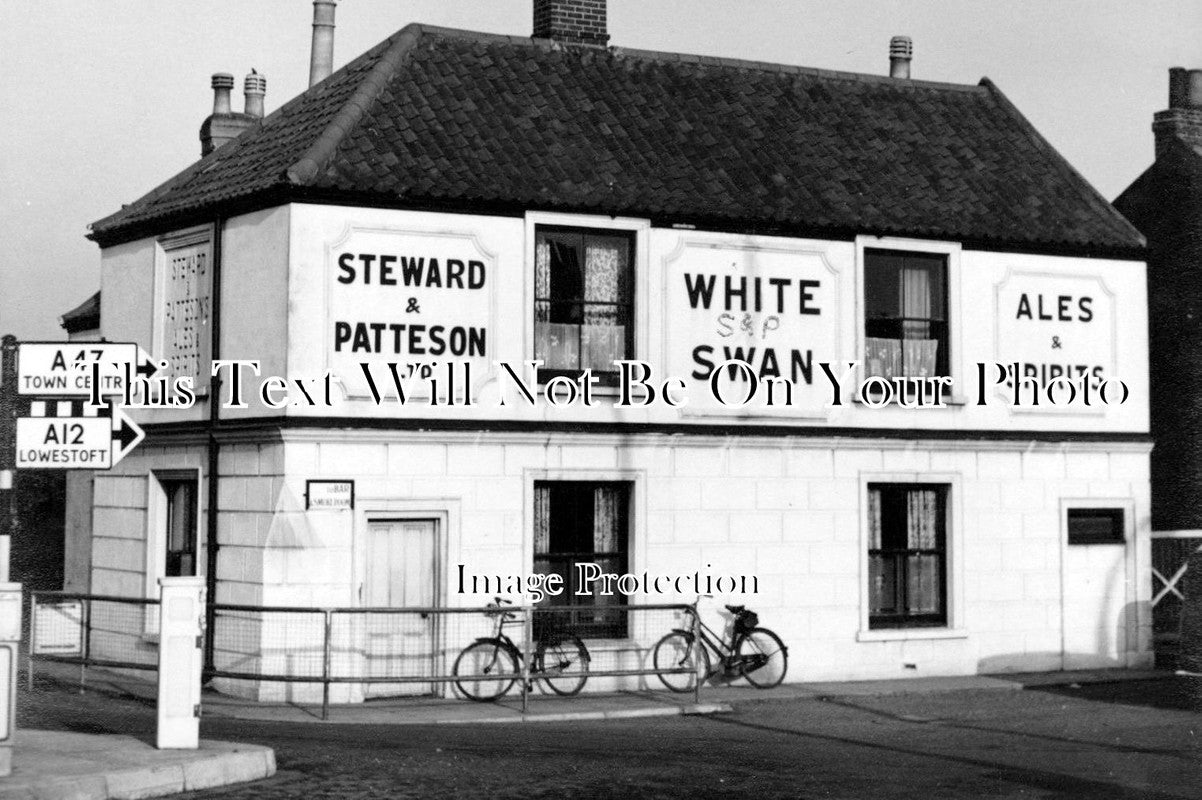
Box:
[452,598,591,701]
[652,596,788,692]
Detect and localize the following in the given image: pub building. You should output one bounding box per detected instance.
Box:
[73,0,1152,700]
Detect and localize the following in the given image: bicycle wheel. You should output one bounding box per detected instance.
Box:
[735,628,788,688]
[653,631,710,693]
[453,640,519,702]
[535,634,590,696]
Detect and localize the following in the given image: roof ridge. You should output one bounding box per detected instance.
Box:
[416,23,986,93]
[979,77,1145,247]
[286,23,428,185]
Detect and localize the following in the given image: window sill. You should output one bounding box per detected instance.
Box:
[856,628,967,643]
[854,392,968,407]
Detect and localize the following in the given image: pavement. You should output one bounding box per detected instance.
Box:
[0,730,274,800]
[5,661,1175,800]
[29,657,1168,725]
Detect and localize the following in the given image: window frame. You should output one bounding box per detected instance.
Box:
[857,470,965,642]
[524,212,650,389]
[866,482,949,629]
[144,468,203,601]
[525,467,645,644]
[854,236,962,402]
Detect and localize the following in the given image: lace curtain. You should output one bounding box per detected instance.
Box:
[535,234,628,370]
[906,489,940,614]
[534,484,550,555]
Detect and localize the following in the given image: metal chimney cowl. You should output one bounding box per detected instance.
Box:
[889,36,913,79]
[199,71,263,156]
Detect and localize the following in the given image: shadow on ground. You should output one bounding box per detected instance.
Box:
[1026,676,1202,713]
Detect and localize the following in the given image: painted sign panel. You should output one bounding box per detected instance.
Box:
[306,480,355,510]
[663,236,840,416]
[158,231,213,385]
[994,271,1116,412]
[326,227,495,400]
[33,600,83,656]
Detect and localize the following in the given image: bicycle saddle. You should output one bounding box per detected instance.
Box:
[724,604,745,614]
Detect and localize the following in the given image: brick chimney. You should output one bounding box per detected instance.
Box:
[1154,68,1202,160]
[199,71,263,156]
[533,0,609,46]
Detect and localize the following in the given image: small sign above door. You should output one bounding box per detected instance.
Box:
[306,480,355,510]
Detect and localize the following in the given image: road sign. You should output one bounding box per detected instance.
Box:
[16,342,157,397]
[14,402,145,470]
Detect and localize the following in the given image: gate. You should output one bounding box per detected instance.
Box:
[1151,532,1202,667]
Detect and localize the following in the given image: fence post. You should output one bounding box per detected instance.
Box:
[80,598,91,694]
[322,610,332,722]
[25,592,34,691]
[692,606,702,705]
[521,605,533,715]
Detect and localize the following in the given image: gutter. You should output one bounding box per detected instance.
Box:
[204,217,224,675]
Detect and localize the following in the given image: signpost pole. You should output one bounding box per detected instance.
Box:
[0,336,19,778]
[0,335,18,584]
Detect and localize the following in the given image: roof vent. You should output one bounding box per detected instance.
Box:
[309,0,337,86]
[889,36,913,79]
[244,70,266,119]
[533,0,609,47]
[210,73,234,115]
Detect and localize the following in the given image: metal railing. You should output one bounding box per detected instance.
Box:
[29,594,703,720]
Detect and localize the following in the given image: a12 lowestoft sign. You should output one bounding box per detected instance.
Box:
[12,343,150,470]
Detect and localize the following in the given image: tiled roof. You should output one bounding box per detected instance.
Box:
[90,24,1144,254]
[59,291,100,334]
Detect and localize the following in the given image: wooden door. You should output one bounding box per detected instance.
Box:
[363,519,438,697]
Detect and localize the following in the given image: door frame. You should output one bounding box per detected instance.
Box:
[356,504,456,696]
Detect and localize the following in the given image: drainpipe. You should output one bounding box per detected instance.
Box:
[204,219,224,676]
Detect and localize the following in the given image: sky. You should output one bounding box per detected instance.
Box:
[1,0,1198,341]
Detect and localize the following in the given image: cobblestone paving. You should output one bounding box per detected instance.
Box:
[18,676,1202,799]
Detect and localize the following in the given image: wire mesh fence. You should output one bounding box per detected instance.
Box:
[28,592,161,691]
[29,593,704,719]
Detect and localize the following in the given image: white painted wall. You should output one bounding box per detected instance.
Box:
[279,204,1148,433]
[171,430,1150,701]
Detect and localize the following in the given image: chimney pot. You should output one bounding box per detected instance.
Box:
[309,0,337,87]
[244,70,266,118]
[1168,67,1202,110]
[211,72,234,115]
[201,72,255,156]
[1155,67,1202,160]
[889,36,913,79]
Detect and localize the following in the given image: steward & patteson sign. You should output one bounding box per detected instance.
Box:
[326,227,494,401]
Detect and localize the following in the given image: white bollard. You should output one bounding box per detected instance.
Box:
[0,583,20,777]
[156,577,205,749]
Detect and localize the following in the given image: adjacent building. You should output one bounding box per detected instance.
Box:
[75,0,1152,698]
[1115,67,1202,664]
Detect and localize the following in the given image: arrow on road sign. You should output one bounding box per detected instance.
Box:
[110,404,145,466]
[14,400,146,470]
